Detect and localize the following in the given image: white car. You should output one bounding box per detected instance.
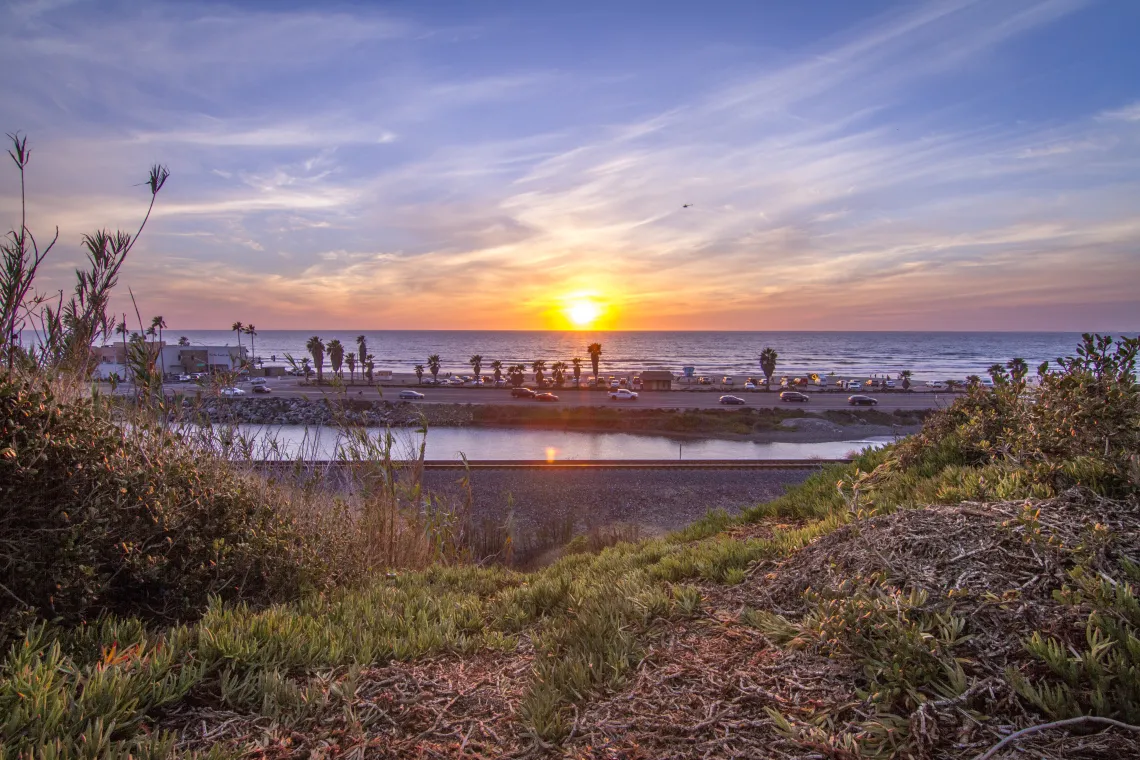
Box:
[885,379,896,389]
[177,374,192,382]
[846,380,863,390]
[399,390,425,400]
[743,382,757,391]
[250,377,267,386]
[930,381,948,391]
[220,387,245,397]
[609,388,639,401]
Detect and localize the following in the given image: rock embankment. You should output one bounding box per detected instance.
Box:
[183,397,476,427]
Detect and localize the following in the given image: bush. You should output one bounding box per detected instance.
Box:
[0,377,330,641]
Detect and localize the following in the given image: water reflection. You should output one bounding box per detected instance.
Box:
[226,424,895,461]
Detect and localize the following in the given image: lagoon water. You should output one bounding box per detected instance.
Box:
[165,330,1108,380]
[224,424,894,461]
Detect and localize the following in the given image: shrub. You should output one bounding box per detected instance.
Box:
[0,377,330,641]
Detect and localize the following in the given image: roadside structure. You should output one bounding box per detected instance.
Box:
[640,370,674,391]
[93,342,248,380]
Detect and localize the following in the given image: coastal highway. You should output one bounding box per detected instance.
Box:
[171,380,953,411]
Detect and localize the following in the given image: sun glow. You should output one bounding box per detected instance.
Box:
[567,301,601,327]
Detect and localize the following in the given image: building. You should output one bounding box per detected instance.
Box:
[93,341,247,380]
[640,370,674,391]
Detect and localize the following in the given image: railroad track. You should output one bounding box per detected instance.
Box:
[253,458,848,470]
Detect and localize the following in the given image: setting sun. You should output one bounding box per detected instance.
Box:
[567,301,601,327]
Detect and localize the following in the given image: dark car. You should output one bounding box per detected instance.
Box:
[848,394,879,406]
[252,385,272,394]
[511,387,536,398]
[534,392,559,402]
[780,391,810,402]
[719,395,746,405]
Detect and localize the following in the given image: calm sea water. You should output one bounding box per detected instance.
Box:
[156,330,1116,380]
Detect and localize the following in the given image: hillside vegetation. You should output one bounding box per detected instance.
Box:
[0,334,1138,758]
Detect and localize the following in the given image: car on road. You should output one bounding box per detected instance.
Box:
[609,388,639,401]
[719,395,746,405]
[848,394,878,406]
[250,377,267,386]
[511,387,536,398]
[398,390,425,400]
[219,387,245,397]
[252,385,271,394]
[780,391,810,402]
[177,374,192,382]
[534,392,559,402]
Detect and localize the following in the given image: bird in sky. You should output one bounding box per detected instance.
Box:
[682,203,693,208]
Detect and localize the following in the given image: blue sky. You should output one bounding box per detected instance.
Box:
[1,0,1138,330]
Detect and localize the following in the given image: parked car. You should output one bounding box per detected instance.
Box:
[848,394,878,406]
[930,381,948,391]
[177,374,192,382]
[743,381,757,391]
[534,392,559,402]
[846,380,863,390]
[252,385,271,394]
[697,376,712,385]
[719,395,746,405]
[609,388,639,401]
[780,391,810,402]
[219,387,245,397]
[399,390,425,400]
[511,387,536,398]
[885,379,896,389]
[250,377,267,386]
[722,376,734,385]
[494,377,508,385]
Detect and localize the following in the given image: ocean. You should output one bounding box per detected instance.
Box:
[154,331,1120,381]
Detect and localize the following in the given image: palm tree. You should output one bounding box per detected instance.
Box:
[150,315,166,377]
[587,343,602,384]
[759,347,778,389]
[346,352,357,383]
[900,369,913,391]
[572,357,583,386]
[532,359,546,386]
[947,379,959,393]
[231,321,244,356]
[306,336,325,383]
[301,357,312,378]
[988,363,1009,385]
[244,324,257,368]
[966,375,981,388]
[491,359,503,383]
[414,364,425,384]
[508,364,526,387]
[551,361,567,387]
[365,354,375,384]
[116,319,130,383]
[427,354,441,383]
[1006,357,1028,384]
[356,335,368,368]
[178,336,190,346]
[469,354,483,381]
[327,339,345,378]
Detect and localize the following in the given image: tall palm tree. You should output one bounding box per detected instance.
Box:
[966,374,981,388]
[414,364,425,384]
[231,321,244,356]
[244,324,257,368]
[346,352,356,383]
[356,335,368,369]
[365,354,375,384]
[327,339,345,378]
[508,364,525,387]
[587,343,602,383]
[469,354,483,381]
[532,359,546,385]
[572,357,583,386]
[900,369,913,391]
[551,361,567,387]
[759,348,778,389]
[150,315,166,377]
[491,359,503,383]
[1006,357,1028,384]
[427,354,441,383]
[178,336,190,346]
[306,336,325,383]
[116,319,130,383]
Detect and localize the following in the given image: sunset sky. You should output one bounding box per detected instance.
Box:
[1,0,1138,331]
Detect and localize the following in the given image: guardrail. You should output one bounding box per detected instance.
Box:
[252,458,849,470]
